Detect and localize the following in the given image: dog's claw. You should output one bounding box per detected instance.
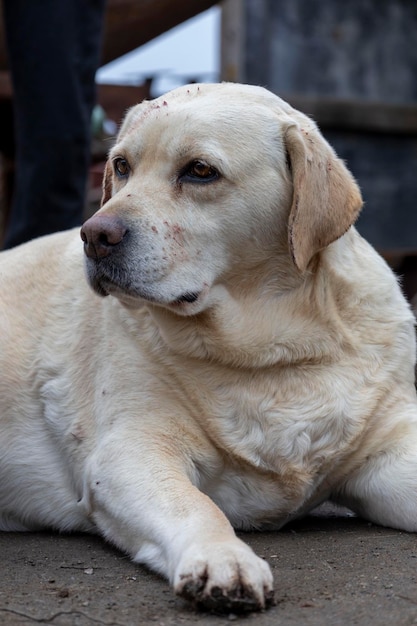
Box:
[174,542,274,614]
[179,581,275,613]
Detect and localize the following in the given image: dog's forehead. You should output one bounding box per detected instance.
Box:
[161,82,296,111]
[117,83,299,145]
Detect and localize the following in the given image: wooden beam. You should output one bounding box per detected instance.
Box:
[101,0,219,66]
[284,95,417,135]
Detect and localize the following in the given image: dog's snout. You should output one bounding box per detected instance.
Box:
[81,215,128,259]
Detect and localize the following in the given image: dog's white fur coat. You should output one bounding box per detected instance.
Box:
[1,83,416,612]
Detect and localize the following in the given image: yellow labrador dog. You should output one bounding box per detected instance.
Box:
[1,83,417,613]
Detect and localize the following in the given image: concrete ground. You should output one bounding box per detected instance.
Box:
[1,508,417,625]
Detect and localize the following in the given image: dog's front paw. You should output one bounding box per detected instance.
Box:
[174,539,274,613]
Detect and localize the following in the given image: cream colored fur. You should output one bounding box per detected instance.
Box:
[1,83,416,613]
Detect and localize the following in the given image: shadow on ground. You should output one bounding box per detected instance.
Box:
[1,511,417,625]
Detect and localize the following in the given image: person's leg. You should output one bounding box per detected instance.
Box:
[2,0,106,248]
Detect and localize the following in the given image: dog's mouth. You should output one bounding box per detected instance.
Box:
[84,257,208,313]
[88,270,204,308]
[171,292,201,305]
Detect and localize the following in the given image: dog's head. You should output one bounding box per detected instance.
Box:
[81,83,362,315]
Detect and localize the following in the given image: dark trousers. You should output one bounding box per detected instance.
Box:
[2,0,107,248]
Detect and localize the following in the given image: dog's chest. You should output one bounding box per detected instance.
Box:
[185,365,362,526]
[196,368,357,469]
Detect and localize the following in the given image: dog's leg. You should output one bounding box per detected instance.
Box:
[83,438,274,612]
[333,400,417,532]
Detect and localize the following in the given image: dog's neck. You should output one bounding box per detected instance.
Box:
[144,267,351,370]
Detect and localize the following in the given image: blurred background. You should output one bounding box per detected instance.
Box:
[0,0,416,298]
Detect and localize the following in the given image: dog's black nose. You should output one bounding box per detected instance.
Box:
[81,215,127,259]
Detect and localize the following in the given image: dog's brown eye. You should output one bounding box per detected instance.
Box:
[181,160,219,183]
[113,158,130,178]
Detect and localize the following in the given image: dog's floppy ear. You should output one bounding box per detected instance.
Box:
[100,160,113,207]
[100,104,142,208]
[285,123,363,272]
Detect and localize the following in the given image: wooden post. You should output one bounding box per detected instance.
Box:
[220,0,245,82]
